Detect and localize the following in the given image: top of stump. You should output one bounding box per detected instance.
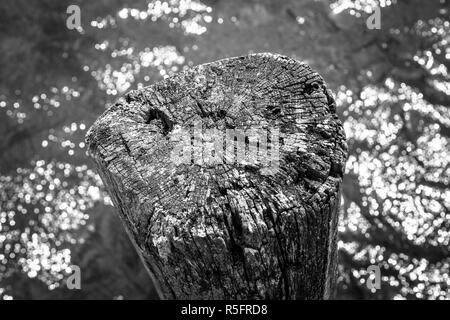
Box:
[86,52,347,221]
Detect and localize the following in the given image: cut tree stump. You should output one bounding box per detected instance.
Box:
[86,53,347,299]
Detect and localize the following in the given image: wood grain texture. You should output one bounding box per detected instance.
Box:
[86,53,347,299]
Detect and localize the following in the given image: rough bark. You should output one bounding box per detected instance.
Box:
[86,53,347,299]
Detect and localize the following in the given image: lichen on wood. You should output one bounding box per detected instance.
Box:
[86,53,347,299]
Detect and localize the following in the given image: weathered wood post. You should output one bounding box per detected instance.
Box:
[86,53,347,299]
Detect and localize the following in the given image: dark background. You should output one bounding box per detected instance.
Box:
[0,0,449,300]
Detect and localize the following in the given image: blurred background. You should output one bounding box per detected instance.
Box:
[0,0,449,300]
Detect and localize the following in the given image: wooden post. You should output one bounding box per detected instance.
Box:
[86,53,347,299]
